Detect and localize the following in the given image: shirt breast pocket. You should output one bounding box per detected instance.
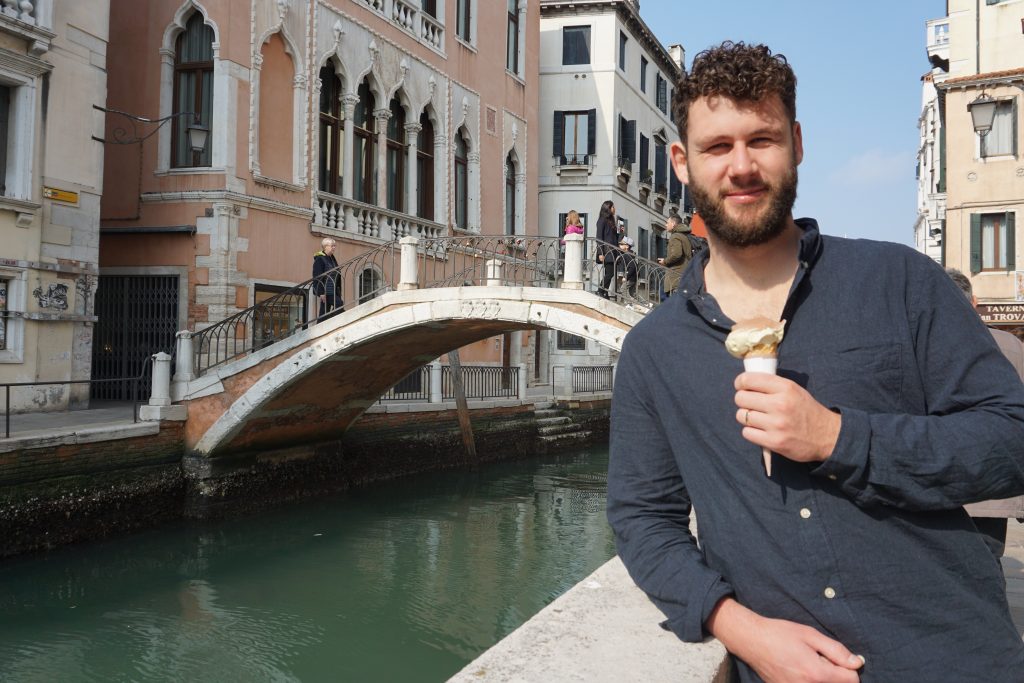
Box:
[806,343,903,413]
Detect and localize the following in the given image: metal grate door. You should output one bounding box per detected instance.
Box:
[91,275,179,400]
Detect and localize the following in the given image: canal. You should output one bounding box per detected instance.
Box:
[0,445,614,682]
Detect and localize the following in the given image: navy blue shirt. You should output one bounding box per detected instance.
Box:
[607,220,1024,681]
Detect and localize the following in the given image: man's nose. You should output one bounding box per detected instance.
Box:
[728,144,757,178]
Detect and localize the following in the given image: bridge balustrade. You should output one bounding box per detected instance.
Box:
[180,234,668,378]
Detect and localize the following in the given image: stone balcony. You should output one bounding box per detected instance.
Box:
[313,191,446,244]
[0,0,54,55]
[361,0,445,55]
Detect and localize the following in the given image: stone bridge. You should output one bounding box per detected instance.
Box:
[154,235,666,459]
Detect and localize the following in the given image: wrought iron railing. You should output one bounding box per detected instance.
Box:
[188,235,668,376]
[615,155,634,171]
[442,365,518,399]
[2,356,154,439]
[379,366,432,402]
[556,153,591,166]
[572,365,613,394]
[192,241,399,374]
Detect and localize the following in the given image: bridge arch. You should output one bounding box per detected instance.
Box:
[182,287,639,457]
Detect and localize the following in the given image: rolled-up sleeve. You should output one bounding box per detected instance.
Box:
[607,333,734,642]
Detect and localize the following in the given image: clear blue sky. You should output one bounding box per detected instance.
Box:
[642,0,945,245]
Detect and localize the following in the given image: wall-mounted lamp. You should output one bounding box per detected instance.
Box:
[968,92,998,137]
[92,105,207,152]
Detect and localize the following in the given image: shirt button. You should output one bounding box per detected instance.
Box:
[824,587,836,599]
[799,508,811,519]
[827,474,837,481]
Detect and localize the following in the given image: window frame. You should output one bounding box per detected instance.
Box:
[171,13,214,168]
[561,25,591,66]
[979,98,1017,159]
[456,0,472,42]
[505,156,516,236]
[0,267,26,363]
[640,57,648,93]
[386,98,406,212]
[506,0,520,74]
[454,129,469,230]
[557,331,586,351]
[317,65,344,195]
[560,110,589,164]
[618,31,627,71]
[970,211,1017,273]
[353,80,376,204]
[416,112,434,220]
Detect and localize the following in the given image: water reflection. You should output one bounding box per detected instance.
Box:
[0,446,613,682]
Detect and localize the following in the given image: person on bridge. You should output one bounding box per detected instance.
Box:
[657,211,692,299]
[312,237,343,321]
[606,41,1024,682]
[595,200,618,299]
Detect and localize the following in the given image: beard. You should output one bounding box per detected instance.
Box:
[689,164,798,248]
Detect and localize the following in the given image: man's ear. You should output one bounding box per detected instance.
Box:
[792,121,804,166]
[670,141,688,185]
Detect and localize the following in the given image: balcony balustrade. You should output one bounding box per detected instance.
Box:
[1,0,35,23]
[314,191,445,243]
[360,0,445,54]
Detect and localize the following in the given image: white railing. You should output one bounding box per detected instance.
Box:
[359,0,444,53]
[314,191,445,243]
[420,13,444,51]
[1,0,35,24]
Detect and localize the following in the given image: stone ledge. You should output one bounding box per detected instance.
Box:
[448,556,730,682]
[0,421,160,453]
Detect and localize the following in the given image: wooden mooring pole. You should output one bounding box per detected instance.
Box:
[446,350,478,463]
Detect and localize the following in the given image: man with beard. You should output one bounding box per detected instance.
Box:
[606,42,1024,682]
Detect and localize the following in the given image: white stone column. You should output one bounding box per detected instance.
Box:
[433,134,448,226]
[429,360,443,403]
[510,331,523,367]
[174,330,195,382]
[486,259,503,286]
[517,362,527,400]
[468,151,481,231]
[515,172,527,236]
[141,351,187,422]
[149,352,172,407]
[405,122,421,216]
[375,108,391,210]
[341,94,359,200]
[399,236,419,290]
[562,233,584,290]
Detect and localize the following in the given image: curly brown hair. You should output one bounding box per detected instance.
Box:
[671,41,797,145]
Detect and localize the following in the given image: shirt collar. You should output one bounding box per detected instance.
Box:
[677,218,824,328]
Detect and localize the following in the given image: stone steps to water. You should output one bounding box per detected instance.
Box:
[532,401,590,444]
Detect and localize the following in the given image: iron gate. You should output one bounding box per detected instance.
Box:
[91,274,179,400]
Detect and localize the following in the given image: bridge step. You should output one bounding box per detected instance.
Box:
[537,416,571,427]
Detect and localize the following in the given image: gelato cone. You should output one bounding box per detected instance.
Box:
[726,317,785,476]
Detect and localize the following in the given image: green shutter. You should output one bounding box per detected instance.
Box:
[552,111,564,157]
[970,213,982,273]
[587,109,597,156]
[1007,211,1016,272]
[938,126,946,193]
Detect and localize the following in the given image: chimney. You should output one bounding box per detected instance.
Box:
[669,44,685,72]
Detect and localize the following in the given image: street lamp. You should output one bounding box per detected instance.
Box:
[968,92,997,137]
[92,105,207,151]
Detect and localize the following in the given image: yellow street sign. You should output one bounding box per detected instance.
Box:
[43,187,79,203]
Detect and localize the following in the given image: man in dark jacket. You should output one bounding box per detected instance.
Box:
[312,237,342,321]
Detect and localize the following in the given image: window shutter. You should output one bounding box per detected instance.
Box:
[670,171,681,200]
[1007,211,1017,271]
[625,120,636,162]
[552,111,564,157]
[970,213,982,274]
[587,109,596,156]
[1013,98,1018,157]
[559,212,567,234]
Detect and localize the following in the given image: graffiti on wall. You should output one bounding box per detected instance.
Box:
[33,283,69,311]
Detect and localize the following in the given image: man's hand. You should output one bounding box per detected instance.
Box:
[708,598,863,683]
[318,294,326,302]
[734,372,840,463]
[657,257,665,265]
[598,255,605,263]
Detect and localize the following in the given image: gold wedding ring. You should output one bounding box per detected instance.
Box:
[743,409,751,426]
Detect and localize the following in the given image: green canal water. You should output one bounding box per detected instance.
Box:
[0,446,615,682]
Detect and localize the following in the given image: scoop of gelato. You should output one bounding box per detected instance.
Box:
[725,317,785,359]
